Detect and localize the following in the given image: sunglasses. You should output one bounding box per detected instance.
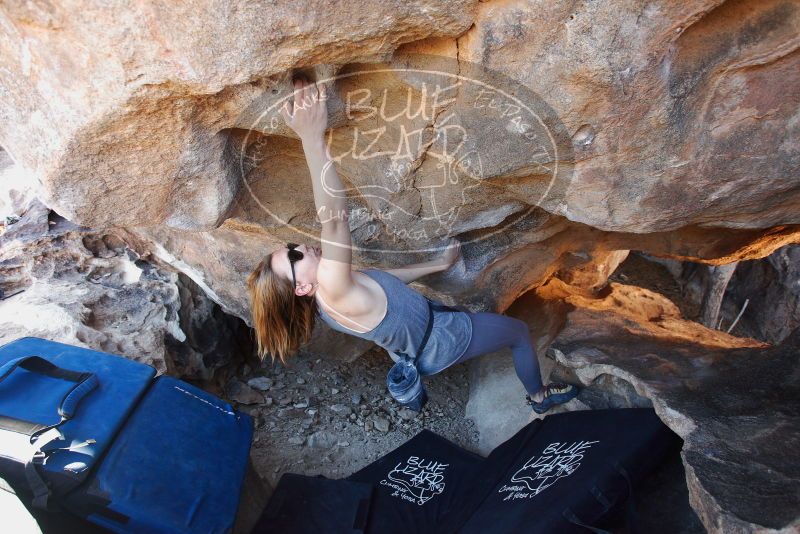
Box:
[286,243,303,288]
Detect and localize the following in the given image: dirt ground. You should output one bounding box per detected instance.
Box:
[228,343,479,489]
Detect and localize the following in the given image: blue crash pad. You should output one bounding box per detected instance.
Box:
[0,336,156,494]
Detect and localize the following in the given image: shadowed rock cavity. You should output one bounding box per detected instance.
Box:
[466,252,799,533]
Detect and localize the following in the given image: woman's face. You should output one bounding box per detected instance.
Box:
[271,243,321,295]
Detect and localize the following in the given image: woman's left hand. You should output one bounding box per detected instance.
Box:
[440,238,462,269]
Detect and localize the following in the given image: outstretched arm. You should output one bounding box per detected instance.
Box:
[282,78,353,299]
[384,259,448,284]
[384,239,462,284]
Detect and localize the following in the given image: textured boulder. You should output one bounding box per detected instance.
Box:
[0,0,476,229]
[118,214,800,327]
[0,148,36,221]
[458,0,800,232]
[0,2,798,327]
[0,193,252,380]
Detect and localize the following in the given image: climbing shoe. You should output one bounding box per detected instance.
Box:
[526,383,580,414]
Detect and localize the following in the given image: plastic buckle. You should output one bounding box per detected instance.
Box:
[31,449,46,466]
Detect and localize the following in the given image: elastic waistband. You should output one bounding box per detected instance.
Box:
[425,298,464,313]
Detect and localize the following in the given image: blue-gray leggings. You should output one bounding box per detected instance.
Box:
[452,312,545,396]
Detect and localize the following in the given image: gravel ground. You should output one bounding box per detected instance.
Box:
[225,344,479,489]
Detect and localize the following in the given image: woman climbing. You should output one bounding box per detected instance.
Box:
[246,77,578,415]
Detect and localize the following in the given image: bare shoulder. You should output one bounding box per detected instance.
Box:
[317,268,384,317]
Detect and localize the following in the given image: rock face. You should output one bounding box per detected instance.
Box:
[0,188,252,381]
[0,1,476,229]
[1,1,798,325]
[459,0,800,233]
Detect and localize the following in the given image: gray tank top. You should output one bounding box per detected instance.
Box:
[315,269,473,375]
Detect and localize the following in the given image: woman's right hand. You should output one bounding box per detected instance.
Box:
[281,77,329,142]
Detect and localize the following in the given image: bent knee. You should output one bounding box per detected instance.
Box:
[511,316,528,331]
[506,316,530,338]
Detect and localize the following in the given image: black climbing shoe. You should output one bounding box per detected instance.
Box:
[526,383,579,414]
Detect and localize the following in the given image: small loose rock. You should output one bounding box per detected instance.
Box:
[308,431,337,449]
[373,417,390,433]
[398,408,417,421]
[247,377,273,391]
[227,381,264,405]
[330,404,352,417]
